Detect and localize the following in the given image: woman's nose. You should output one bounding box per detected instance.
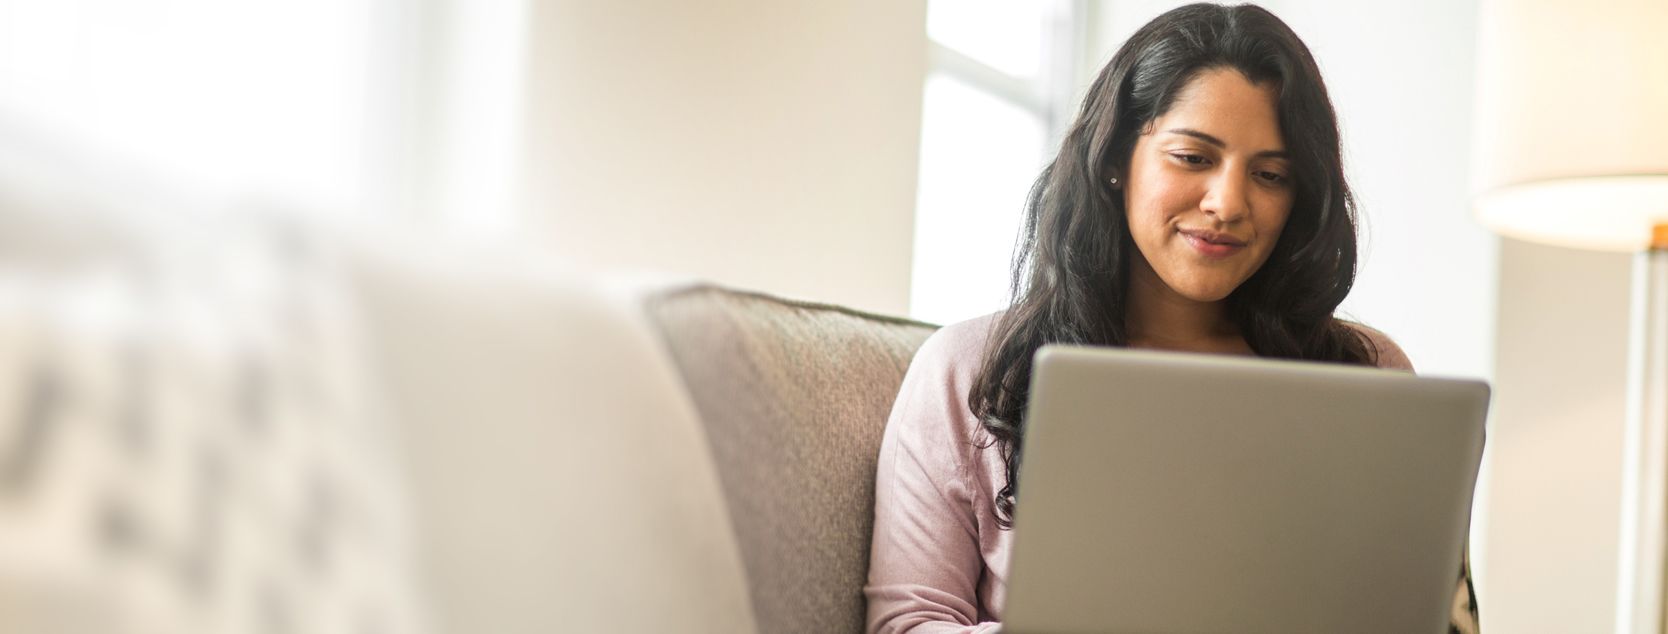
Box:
[1201,172,1251,223]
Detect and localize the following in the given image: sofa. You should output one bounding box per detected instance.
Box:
[646,285,936,632]
[353,244,938,633]
[0,127,939,633]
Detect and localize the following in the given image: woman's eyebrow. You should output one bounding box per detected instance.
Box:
[1164,128,1288,159]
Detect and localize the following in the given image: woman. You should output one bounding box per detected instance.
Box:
[864,4,1479,633]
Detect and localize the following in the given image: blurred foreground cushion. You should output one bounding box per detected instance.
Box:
[345,243,757,634]
[0,125,426,634]
[0,192,424,634]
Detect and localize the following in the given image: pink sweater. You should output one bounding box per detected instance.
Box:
[863,312,1422,633]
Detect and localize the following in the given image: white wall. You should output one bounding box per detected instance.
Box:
[517,0,929,316]
[1488,239,1630,632]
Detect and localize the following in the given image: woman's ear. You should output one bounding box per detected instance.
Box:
[1107,172,1123,190]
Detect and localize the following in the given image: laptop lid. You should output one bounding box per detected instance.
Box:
[1002,345,1488,634]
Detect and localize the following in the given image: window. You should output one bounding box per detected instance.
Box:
[910,0,1083,325]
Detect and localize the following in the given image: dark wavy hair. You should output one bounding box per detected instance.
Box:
[970,3,1379,528]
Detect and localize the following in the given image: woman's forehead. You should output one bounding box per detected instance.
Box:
[1154,68,1285,152]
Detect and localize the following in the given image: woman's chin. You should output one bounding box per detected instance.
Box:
[1168,278,1240,303]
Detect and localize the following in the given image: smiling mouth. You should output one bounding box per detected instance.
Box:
[1177,228,1248,247]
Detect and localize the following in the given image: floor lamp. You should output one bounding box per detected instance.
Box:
[1471,1,1668,632]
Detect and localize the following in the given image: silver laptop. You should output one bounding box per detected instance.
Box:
[1002,345,1488,634]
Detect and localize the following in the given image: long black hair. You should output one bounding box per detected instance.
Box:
[969,3,1378,528]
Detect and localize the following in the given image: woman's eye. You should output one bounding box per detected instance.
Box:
[1256,170,1288,184]
[1172,153,1209,166]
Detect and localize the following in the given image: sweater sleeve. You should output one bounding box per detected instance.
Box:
[1349,321,1414,372]
[864,330,1002,634]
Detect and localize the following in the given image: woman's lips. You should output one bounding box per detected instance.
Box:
[1178,229,1246,258]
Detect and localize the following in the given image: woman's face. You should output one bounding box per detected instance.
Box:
[1121,67,1294,304]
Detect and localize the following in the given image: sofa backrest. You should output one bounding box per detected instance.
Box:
[348,251,758,634]
[646,286,936,633]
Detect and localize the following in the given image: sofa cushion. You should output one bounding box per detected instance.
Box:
[347,246,756,634]
[646,285,936,633]
[0,131,424,634]
[0,242,426,634]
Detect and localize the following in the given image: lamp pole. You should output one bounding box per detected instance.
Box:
[1618,229,1668,634]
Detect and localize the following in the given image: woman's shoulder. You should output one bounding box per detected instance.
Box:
[1340,320,1414,372]
[889,311,1006,437]
[886,311,1006,464]
[911,310,1007,378]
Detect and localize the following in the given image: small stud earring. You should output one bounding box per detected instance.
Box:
[1109,176,1120,186]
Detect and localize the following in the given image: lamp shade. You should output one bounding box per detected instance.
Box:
[1472,0,1668,252]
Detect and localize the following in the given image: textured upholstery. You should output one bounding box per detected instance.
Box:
[0,234,427,634]
[646,285,937,633]
[0,183,425,632]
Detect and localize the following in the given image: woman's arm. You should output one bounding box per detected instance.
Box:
[864,330,1002,634]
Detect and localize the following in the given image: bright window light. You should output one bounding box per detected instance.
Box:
[926,0,1049,79]
[909,72,1047,325]
[911,0,1074,326]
